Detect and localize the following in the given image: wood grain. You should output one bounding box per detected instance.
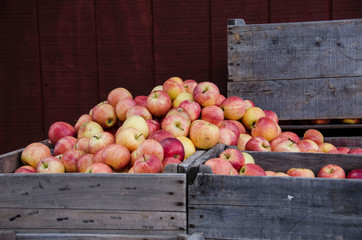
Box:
[332,0,362,20]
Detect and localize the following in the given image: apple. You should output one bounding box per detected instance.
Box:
[116,127,145,152]
[173,92,193,108]
[265,170,276,176]
[218,127,238,146]
[91,102,117,129]
[107,87,133,107]
[94,148,106,163]
[220,120,242,137]
[74,137,91,154]
[279,131,300,143]
[74,114,92,132]
[201,105,224,127]
[220,96,246,120]
[36,156,65,173]
[88,131,115,154]
[134,139,164,162]
[85,162,113,173]
[287,168,315,178]
[120,115,149,138]
[102,144,131,171]
[165,107,191,124]
[317,164,345,178]
[215,94,226,107]
[241,107,266,131]
[303,129,324,145]
[151,85,163,92]
[239,163,266,176]
[161,114,190,137]
[126,105,152,120]
[272,138,301,152]
[310,119,331,125]
[146,90,172,118]
[76,153,95,173]
[176,136,196,160]
[340,118,361,124]
[160,137,185,161]
[241,152,255,164]
[162,157,182,169]
[162,77,185,101]
[347,169,362,179]
[245,136,271,152]
[297,139,320,152]
[348,148,362,154]
[77,121,104,138]
[263,110,279,124]
[115,97,137,122]
[14,165,36,174]
[134,95,148,108]
[133,154,163,173]
[53,136,77,156]
[183,79,198,94]
[274,172,290,177]
[61,148,84,172]
[229,120,246,135]
[337,147,351,154]
[237,133,252,151]
[319,142,337,153]
[193,82,220,107]
[251,117,280,142]
[204,158,238,175]
[146,119,160,136]
[244,99,255,109]
[189,120,220,150]
[219,148,245,171]
[21,142,52,168]
[178,100,201,121]
[148,129,174,142]
[48,121,76,145]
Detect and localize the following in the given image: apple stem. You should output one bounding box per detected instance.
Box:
[42,161,48,168]
[136,133,143,139]
[143,154,146,161]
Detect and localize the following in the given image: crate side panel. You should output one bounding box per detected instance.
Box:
[228,19,362,82]
[228,77,362,120]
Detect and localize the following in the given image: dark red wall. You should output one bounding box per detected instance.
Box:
[1,0,361,154]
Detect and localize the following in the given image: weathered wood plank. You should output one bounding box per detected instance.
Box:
[325,136,362,148]
[228,77,362,120]
[0,148,23,174]
[0,231,16,240]
[0,174,186,212]
[228,18,362,82]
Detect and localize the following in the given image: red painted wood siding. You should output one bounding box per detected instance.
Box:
[0,0,361,154]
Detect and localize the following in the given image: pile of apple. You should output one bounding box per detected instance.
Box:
[14,76,362,174]
[205,148,362,179]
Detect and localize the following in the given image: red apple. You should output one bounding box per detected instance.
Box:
[21,142,52,168]
[148,129,174,142]
[193,82,220,107]
[201,105,224,127]
[165,107,191,124]
[162,157,182,169]
[337,147,351,154]
[310,119,331,125]
[178,100,201,122]
[272,138,301,152]
[85,162,113,173]
[204,158,238,175]
[77,121,104,138]
[287,168,315,178]
[239,163,266,176]
[94,148,106,163]
[245,136,271,152]
[107,87,132,107]
[183,79,198,94]
[215,94,226,107]
[263,110,279,124]
[265,170,276,176]
[115,97,137,122]
[251,117,280,142]
[244,99,255,109]
[189,120,220,150]
[146,119,160,136]
[126,105,152,120]
[279,131,300,143]
[220,120,242,138]
[146,90,172,118]
[162,76,185,101]
[218,127,238,146]
[274,172,290,177]
[241,107,266,131]
[74,114,92,132]
[91,102,117,129]
[77,153,95,173]
[229,120,246,135]
[14,165,36,174]
[53,136,77,156]
[173,92,193,108]
[48,121,76,145]
[160,137,185,161]
[120,115,149,138]
[347,169,362,179]
[134,95,148,108]
[220,96,246,120]
[133,154,163,173]
[74,137,91,154]
[297,139,320,152]
[319,142,337,153]
[116,127,145,152]
[134,139,164,162]
[303,129,324,145]
[88,131,115,154]
[161,114,190,137]
[36,156,65,173]
[237,133,252,151]
[61,148,84,172]
[317,164,345,178]
[102,144,130,171]
[219,148,245,171]
[348,148,362,154]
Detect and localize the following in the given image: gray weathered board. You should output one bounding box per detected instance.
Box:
[188,144,362,239]
[0,144,187,235]
[227,18,362,120]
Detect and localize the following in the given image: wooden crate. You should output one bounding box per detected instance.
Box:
[187,144,362,239]
[0,143,194,237]
[227,18,362,122]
